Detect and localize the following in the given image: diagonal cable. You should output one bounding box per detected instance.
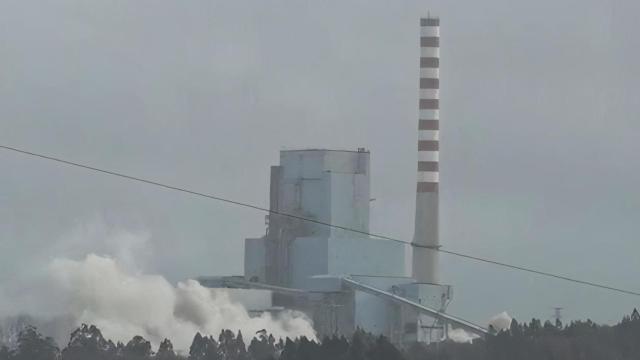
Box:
[2,144,639,297]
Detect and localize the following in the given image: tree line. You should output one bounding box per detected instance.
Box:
[406,308,640,360]
[0,324,403,360]
[1,309,638,360]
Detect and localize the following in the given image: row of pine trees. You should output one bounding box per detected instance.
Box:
[1,309,639,360]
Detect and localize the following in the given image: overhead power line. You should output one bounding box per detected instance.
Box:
[2,144,639,297]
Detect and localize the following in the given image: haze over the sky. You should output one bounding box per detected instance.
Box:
[1,0,638,325]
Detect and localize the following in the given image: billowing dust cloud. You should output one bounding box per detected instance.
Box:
[444,311,515,343]
[488,311,513,332]
[43,254,315,350]
[447,326,479,343]
[0,225,315,351]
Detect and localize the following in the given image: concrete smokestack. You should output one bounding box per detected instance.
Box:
[412,17,440,284]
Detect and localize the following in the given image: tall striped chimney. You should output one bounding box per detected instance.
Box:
[412,17,440,284]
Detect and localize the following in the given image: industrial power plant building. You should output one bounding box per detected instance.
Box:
[199,17,488,345]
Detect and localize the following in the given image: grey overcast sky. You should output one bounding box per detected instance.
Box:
[1,0,638,325]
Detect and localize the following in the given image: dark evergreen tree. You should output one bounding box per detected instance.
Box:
[267,334,275,349]
[367,335,404,360]
[123,335,152,360]
[155,339,177,360]
[320,335,349,360]
[296,336,320,360]
[189,333,219,360]
[234,331,248,360]
[346,329,369,360]
[275,338,284,353]
[279,338,296,360]
[13,326,59,360]
[189,333,206,360]
[61,324,116,360]
[247,334,275,360]
[218,329,246,360]
[114,341,126,359]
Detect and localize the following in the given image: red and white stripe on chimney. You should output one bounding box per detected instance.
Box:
[417,17,439,194]
[412,17,440,284]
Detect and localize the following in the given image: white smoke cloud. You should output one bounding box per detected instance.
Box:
[488,311,513,333]
[5,254,315,351]
[446,311,515,343]
[49,219,154,273]
[0,223,316,351]
[445,311,516,343]
[447,326,480,343]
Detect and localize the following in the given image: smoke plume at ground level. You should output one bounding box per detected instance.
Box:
[0,254,315,351]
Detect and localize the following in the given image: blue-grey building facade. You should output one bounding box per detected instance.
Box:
[240,149,456,343]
